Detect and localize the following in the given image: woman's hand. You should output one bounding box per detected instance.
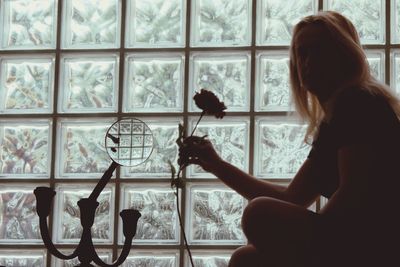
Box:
[178,136,223,173]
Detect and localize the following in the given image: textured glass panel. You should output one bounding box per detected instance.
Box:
[256,53,291,111]
[188,118,249,178]
[0,186,41,243]
[62,0,120,48]
[366,51,384,82]
[54,185,114,244]
[191,0,251,46]
[56,119,114,178]
[325,0,385,44]
[121,185,178,244]
[0,0,57,49]
[257,0,317,45]
[393,0,400,43]
[124,54,184,112]
[393,52,400,95]
[190,53,250,112]
[59,55,118,113]
[126,0,185,48]
[122,119,180,178]
[255,118,311,178]
[188,185,245,244]
[190,252,231,267]
[0,120,51,178]
[53,250,111,267]
[123,251,179,267]
[0,250,46,267]
[0,57,54,114]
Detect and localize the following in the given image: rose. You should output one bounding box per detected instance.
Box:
[193,89,227,119]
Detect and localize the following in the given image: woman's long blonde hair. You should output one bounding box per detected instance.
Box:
[289,11,400,143]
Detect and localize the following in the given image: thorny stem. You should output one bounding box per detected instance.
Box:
[190,111,205,137]
[175,167,195,267]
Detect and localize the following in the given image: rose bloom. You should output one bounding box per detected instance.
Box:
[193,89,227,118]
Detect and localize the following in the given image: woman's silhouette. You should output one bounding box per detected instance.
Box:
[180,11,400,267]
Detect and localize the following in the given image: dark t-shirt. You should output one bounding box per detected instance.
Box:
[307,86,400,198]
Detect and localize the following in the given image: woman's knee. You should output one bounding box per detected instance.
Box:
[229,245,264,267]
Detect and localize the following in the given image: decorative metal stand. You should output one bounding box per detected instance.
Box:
[34,118,154,267]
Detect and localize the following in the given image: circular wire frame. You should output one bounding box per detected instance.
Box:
[105,118,154,167]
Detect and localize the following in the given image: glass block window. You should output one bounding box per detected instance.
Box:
[52,250,112,266]
[0,0,397,266]
[324,0,385,44]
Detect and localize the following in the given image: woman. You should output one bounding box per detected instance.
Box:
[180,11,400,267]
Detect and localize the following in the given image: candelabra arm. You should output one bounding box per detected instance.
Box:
[39,216,78,260]
[92,237,133,267]
[89,161,119,202]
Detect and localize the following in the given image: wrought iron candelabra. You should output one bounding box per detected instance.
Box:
[34,118,154,267]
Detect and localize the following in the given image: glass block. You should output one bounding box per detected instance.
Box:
[324,0,385,44]
[0,250,46,266]
[188,251,232,267]
[124,53,184,112]
[256,52,292,111]
[58,54,119,113]
[53,250,112,267]
[56,118,114,178]
[53,185,114,244]
[0,56,54,114]
[0,119,51,178]
[392,51,400,95]
[122,250,179,267]
[188,118,249,178]
[0,185,43,243]
[0,0,57,50]
[257,0,317,45]
[189,52,250,112]
[366,50,385,83]
[187,184,246,244]
[191,0,252,47]
[120,184,179,244]
[61,0,120,49]
[122,118,181,178]
[126,0,185,48]
[393,0,400,43]
[255,117,311,178]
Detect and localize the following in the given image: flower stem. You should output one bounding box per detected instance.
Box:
[190,111,205,137]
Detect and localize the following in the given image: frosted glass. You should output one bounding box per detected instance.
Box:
[122,119,180,178]
[190,53,250,112]
[126,0,185,47]
[56,119,114,178]
[255,118,311,178]
[191,0,251,47]
[256,53,291,111]
[0,57,54,114]
[188,118,249,178]
[61,0,120,48]
[0,250,46,267]
[325,0,385,44]
[124,54,184,112]
[53,250,111,267]
[0,0,57,49]
[121,185,179,244]
[394,0,400,43]
[54,185,114,244]
[123,251,179,267]
[257,0,317,45]
[0,186,41,243]
[59,55,118,113]
[191,253,231,267]
[188,185,245,244]
[0,120,51,178]
[366,51,385,82]
[394,52,400,95]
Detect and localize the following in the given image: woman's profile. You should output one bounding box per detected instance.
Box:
[180,11,400,267]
